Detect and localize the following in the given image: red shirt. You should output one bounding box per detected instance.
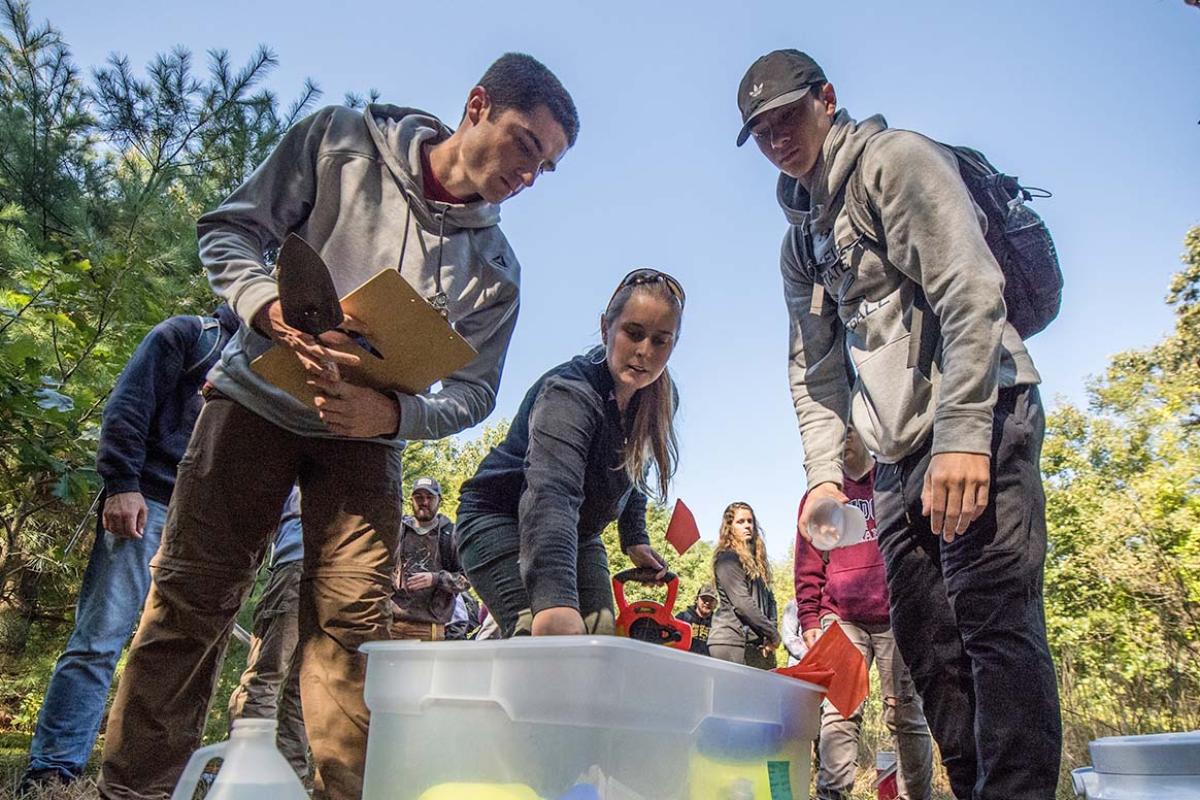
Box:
[420,144,467,205]
[794,467,891,630]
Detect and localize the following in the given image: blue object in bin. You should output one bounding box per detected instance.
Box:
[696,717,784,760]
[556,785,601,800]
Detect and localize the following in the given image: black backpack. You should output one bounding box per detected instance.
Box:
[845,134,1063,371]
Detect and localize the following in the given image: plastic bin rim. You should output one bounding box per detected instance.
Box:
[1091,731,1200,747]
[361,635,826,693]
[1088,730,1200,776]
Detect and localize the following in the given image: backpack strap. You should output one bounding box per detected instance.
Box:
[845,135,941,379]
[183,316,224,378]
[845,156,886,249]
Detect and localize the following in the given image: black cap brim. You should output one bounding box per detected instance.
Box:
[735,87,813,147]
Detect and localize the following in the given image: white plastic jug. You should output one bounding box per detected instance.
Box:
[171,718,307,800]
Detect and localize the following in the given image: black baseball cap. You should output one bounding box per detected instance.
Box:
[736,50,827,147]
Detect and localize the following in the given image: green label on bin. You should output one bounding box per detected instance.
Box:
[767,760,793,800]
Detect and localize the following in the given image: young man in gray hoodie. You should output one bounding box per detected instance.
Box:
[99,53,578,800]
[736,50,1061,799]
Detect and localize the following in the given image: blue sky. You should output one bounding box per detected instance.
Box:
[36,0,1200,556]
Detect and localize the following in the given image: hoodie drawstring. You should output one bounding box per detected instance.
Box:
[396,202,450,320]
[398,203,412,271]
[429,212,449,319]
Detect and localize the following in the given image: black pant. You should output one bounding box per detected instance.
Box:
[874,385,1062,800]
[456,511,615,638]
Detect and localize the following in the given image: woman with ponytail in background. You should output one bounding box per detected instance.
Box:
[456,269,685,637]
[709,502,780,668]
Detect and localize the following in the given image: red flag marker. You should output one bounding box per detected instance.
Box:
[665,499,700,555]
[774,621,869,718]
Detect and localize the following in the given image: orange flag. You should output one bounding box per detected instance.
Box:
[774,622,869,718]
[665,499,700,555]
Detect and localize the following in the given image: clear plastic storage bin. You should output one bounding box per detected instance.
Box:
[1071,731,1200,799]
[362,636,824,800]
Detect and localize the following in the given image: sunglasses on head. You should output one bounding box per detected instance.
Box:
[607,268,686,312]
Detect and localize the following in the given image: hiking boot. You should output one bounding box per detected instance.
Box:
[16,767,74,797]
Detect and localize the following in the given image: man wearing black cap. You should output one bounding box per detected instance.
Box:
[675,584,718,656]
[736,50,1061,799]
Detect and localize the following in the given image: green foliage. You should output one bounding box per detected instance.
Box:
[400,422,510,520]
[601,502,717,610]
[0,0,333,771]
[0,620,65,733]
[1042,226,1200,776]
[0,0,320,653]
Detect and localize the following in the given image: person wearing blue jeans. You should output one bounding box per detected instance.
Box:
[21,307,238,792]
[26,500,167,780]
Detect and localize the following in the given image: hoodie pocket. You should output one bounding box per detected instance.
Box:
[851,335,937,462]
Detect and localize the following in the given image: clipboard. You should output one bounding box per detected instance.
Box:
[251,268,478,407]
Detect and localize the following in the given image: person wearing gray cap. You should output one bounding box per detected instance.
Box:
[390,477,468,641]
[736,49,1060,800]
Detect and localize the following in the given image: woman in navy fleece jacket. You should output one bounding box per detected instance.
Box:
[457,269,685,637]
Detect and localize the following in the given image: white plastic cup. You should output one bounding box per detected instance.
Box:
[806,497,868,551]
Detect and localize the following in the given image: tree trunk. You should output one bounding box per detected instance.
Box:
[0,560,42,654]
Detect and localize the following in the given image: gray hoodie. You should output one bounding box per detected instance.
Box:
[199,104,521,444]
[779,110,1039,487]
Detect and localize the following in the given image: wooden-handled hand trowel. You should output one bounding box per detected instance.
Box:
[276,234,383,381]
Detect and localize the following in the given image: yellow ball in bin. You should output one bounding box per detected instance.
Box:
[687,755,772,799]
[416,783,542,800]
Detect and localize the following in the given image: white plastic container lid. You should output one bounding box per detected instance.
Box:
[1088,731,1200,775]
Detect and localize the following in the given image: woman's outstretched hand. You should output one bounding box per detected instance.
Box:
[625,543,668,581]
[531,606,586,636]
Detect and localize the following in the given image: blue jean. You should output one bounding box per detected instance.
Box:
[27,497,168,777]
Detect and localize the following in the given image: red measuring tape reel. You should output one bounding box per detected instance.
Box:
[612,568,692,651]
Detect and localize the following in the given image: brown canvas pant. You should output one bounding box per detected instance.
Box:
[98,396,402,800]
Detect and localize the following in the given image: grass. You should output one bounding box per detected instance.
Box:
[0,572,263,800]
[0,737,96,799]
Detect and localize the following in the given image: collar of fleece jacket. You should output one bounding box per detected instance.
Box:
[401,513,454,536]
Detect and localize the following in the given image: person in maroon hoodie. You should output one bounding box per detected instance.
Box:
[796,427,933,800]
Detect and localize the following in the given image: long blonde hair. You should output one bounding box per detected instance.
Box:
[603,278,682,502]
[714,501,771,582]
